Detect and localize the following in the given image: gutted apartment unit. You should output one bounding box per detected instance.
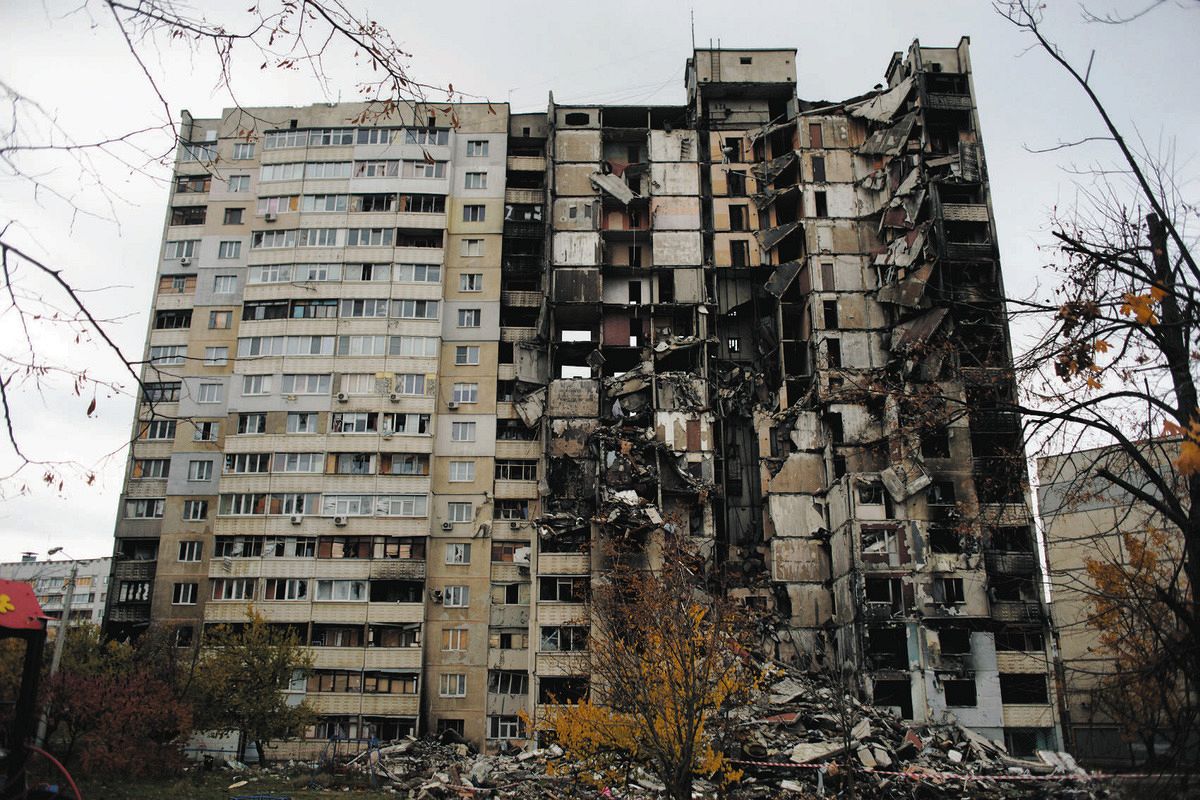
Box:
[107,38,1058,754]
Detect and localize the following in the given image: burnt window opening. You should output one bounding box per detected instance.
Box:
[940,577,966,604]
[825,338,842,368]
[826,412,844,444]
[820,262,836,290]
[928,480,957,505]
[823,300,839,329]
[814,191,829,218]
[658,271,674,302]
[992,574,1037,602]
[943,679,977,707]
[564,112,590,126]
[872,679,913,719]
[939,627,972,655]
[832,455,846,478]
[436,718,465,735]
[999,673,1049,705]
[811,156,827,183]
[628,245,643,267]
[727,170,747,197]
[921,428,951,458]
[628,281,642,303]
[995,628,1045,652]
[990,525,1032,552]
[729,204,748,231]
[1005,728,1051,758]
[858,483,885,505]
[730,240,750,267]
[865,577,902,613]
[867,625,908,670]
[929,525,961,554]
[538,676,588,704]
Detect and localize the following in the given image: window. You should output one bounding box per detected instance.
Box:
[356,127,396,145]
[464,172,487,189]
[210,579,255,601]
[287,412,319,433]
[154,309,192,329]
[393,299,439,320]
[999,674,1049,705]
[213,275,237,294]
[314,579,367,601]
[354,159,401,177]
[727,170,746,196]
[209,310,232,329]
[461,238,483,257]
[264,578,308,601]
[941,578,966,604]
[176,174,211,194]
[215,536,264,558]
[225,453,271,474]
[395,263,440,283]
[540,576,588,603]
[539,625,588,652]
[447,502,472,523]
[391,336,439,357]
[149,345,185,366]
[943,679,977,707]
[488,716,525,740]
[301,194,348,212]
[729,204,748,231]
[117,580,151,602]
[281,374,330,395]
[143,382,181,402]
[462,204,485,222]
[809,123,824,149]
[192,420,219,441]
[204,347,228,366]
[814,191,829,217]
[457,308,481,328]
[141,419,176,440]
[466,140,488,157]
[228,175,250,192]
[298,228,339,247]
[242,374,272,396]
[232,142,255,160]
[450,421,476,442]
[448,461,475,482]
[346,228,394,247]
[187,460,213,481]
[172,583,198,605]
[182,500,208,521]
[170,206,207,226]
[730,240,749,267]
[164,240,198,259]
[341,298,389,318]
[826,338,842,368]
[276,452,323,473]
[494,500,530,520]
[444,586,469,607]
[452,383,478,404]
[455,346,480,365]
[445,543,471,564]
[495,460,537,481]
[132,459,170,479]
[821,262,836,290]
[237,413,266,434]
[194,383,223,404]
[442,626,469,651]
[940,628,972,655]
[439,673,467,697]
[723,137,743,162]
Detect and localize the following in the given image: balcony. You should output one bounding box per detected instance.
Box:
[969,410,1021,433]
[504,220,545,239]
[502,290,542,308]
[505,188,545,206]
[114,560,156,580]
[985,551,1037,576]
[507,155,546,173]
[503,255,543,276]
[501,327,538,343]
[925,93,973,111]
[942,241,995,261]
[940,203,989,223]
[368,560,426,580]
[107,604,151,623]
[991,600,1044,623]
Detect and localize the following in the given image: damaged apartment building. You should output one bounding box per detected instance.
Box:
[106,38,1059,755]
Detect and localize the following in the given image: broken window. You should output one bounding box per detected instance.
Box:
[991,574,1036,602]
[539,577,588,603]
[825,338,842,368]
[939,628,972,655]
[489,630,528,650]
[538,676,588,704]
[729,204,748,231]
[822,300,839,329]
[488,671,529,696]
[494,499,531,519]
[940,577,966,604]
[943,679,977,707]
[814,191,828,218]
[729,240,750,267]
[724,137,743,162]
[727,170,746,197]
[864,577,902,613]
[990,525,1032,551]
[861,525,900,563]
[999,673,1049,704]
[921,428,951,458]
[826,412,844,444]
[539,625,588,652]
[995,628,1044,652]
[1005,728,1052,758]
[811,156,826,182]
[866,625,907,670]
[311,625,364,647]
[628,280,642,303]
[858,483,885,505]
[490,582,525,605]
[927,480,957,505]
[928,526,961,554]
[820,261,835,290]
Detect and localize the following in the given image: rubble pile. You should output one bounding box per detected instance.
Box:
[325,666,1108,799]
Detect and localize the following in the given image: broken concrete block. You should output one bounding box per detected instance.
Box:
[856,746,877,768]
[790,740,845,764]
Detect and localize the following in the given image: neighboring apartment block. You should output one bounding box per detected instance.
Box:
[105,38,1058,754]
[0,556,111,631]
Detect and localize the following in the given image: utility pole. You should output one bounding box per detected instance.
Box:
[35,558,78,748]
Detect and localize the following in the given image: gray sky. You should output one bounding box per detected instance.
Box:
[0,0,1195,560]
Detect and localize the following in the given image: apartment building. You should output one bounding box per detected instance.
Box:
[0,555,111,631]
[106,38,1058,754]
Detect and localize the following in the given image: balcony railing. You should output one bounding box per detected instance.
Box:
[114,560,157,580]
[502,290,542,308]
[504,220,545,239]
[500,327,537,343]
[507,155,546,173]
[985,551,1037,576]
[990,600,1044,622]
[505,188,544,206]
[368,560,426,580]
[940,203,990,223]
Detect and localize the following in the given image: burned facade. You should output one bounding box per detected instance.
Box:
[107,38,1058,753]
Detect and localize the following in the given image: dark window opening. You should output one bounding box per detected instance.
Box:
[729,205,748,231]
[727,171,746,197]
[999,674,1048,704]
[823,300,839,329]
[929,526,961,554]
[814,191,828,218]
[564,112,590,126]
[921,428,951,458]
[940,578,966,604]
[436,719,465,735]
[825,338,842,368]
[872,679,913,719]
[538,676,588,704]
[826,412,844,444]
[943,679,977,707]
[1005,728,1049,758]
[739,56,752,65]
[939,628,971,655]
[724,137,743,162]
[928,481,956,505]
[990,526,1032,551]
[867,625,907,670]
[811,156,826,183]
[729,240,750,267]
[995,628,1044,652]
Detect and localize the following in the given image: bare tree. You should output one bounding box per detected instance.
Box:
[0,1,474,494]
[994,0,1198,769]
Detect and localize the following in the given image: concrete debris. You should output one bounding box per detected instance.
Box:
[590,171,637,204]
[847,76,915,122]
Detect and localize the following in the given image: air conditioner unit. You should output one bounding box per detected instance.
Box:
[179,256,191,266]
[265,212,278,222]
[509,521,520,530]
[446,400,459,410]
[290,514,303,525]
[441,521,454,530]
[389,393,400,403]
[333,515,349,527]
[335,392,349,403]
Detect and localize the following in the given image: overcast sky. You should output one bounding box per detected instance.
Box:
[0,0,1195,561]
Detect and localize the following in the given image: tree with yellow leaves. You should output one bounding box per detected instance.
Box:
[539,536,758,800]
[998,1,1199,770]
